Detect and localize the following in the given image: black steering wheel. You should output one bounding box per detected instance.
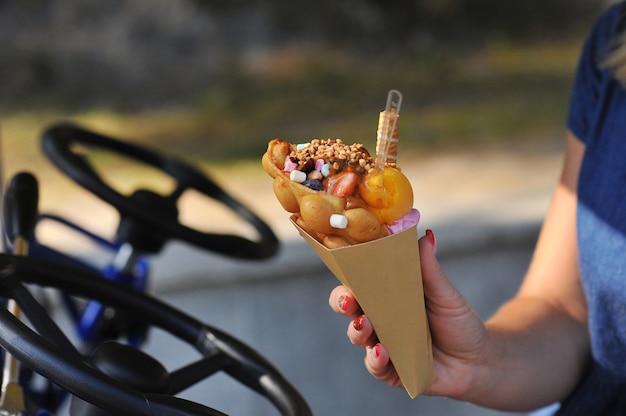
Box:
[41,123,278,259]
[0,253,312,415]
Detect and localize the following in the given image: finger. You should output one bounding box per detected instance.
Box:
[347,315,377,347]
[418,229,469,313]
[329,285,362,318]
[364,343,402,388]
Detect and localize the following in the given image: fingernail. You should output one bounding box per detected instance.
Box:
[372,344,380,358]
[426,229,437,255]
[339,295,351,311]
[353,315,365,331]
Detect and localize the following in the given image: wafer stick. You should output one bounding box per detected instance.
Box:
[376,89,402,168]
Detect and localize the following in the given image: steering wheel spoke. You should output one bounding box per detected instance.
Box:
[168,353,232,395]
[7,281,80,356]
[168,181,189,202]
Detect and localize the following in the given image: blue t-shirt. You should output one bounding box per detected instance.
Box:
[558,2,626,414]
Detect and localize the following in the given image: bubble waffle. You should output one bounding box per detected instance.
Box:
[262,137,416,249]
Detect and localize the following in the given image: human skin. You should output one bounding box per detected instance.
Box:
[328,132,590,412]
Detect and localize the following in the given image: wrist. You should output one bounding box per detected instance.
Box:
[452,323,505,404]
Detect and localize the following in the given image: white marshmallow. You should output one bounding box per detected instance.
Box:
[290,170,307,183]
[330,214,348,229]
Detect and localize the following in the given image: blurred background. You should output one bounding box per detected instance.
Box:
[0,1,618,415]
[0,0,613,160]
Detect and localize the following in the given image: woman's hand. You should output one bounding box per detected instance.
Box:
[328,229,492,399]
[328,134,590,410]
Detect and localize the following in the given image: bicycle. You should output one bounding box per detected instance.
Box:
[0,123,312,415]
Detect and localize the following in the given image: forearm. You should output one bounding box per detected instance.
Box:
[459,133,590,411]
[460,296,590,411]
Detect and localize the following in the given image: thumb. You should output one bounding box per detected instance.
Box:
[418,229,468,312]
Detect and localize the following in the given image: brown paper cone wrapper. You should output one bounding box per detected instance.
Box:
[291,217,436,398]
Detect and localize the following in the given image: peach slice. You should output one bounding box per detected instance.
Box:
[358,166,413,225]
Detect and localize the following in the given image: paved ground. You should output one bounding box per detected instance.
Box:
[9,140,565,415]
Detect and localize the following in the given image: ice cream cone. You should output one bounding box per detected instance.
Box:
[291,218,436,398]
[262,89,434,395]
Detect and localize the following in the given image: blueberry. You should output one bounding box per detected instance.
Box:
[302,178,323,191]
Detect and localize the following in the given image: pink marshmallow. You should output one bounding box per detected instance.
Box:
[283,157,298,172]
[386,209,421,235]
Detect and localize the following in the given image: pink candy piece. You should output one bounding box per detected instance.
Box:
[285,157,325,174]
[283,157,298,172]
[386,209,421,235]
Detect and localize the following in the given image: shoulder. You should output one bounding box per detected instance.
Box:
[585,2,626,58]
[568,3,626,142]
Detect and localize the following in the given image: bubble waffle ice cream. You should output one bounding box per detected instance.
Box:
[262,92,419,248]
[262,90,435,397]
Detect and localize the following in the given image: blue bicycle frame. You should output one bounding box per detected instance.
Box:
[28,213,150,348]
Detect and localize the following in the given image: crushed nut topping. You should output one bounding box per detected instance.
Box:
[289,139,375,175]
